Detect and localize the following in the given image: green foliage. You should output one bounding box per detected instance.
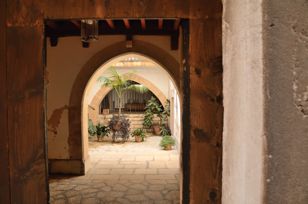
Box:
[145,97,162,114]
[143,110,154,128]
[88,119,97,136]
[143,97,162,128]
[160,125,171,136]
[96,123,110,137]
[131,128,146,141]
[99,68,148,117]
[126,84,149,93]
[159,135,175,148]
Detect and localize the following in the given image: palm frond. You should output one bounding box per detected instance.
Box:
[126,84,149,93]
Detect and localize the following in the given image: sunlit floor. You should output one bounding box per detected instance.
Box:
[49,136,180,204]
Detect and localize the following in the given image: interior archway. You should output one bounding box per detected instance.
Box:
[67,41,181,172]
[82,53,181,165]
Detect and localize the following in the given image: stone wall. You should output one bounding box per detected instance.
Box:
[263,1,308,203]
[222,0,265,203]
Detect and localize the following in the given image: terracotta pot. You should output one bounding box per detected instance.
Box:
[135,135,143,142]
[152,125,161,135]
[164,144,172,150]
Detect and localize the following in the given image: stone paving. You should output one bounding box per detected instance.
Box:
[49,136,180,204]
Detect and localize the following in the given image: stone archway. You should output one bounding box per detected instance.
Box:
[89,73,168,124]
[68,41,180,173]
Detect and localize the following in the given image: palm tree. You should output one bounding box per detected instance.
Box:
[99,68,148,117]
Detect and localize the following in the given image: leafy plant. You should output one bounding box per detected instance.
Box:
[145,96,162,114]
[160,125,171,136]
[159,135,175,149]
[99,68,148,117]
[143,110,154,128]
[143,97,162,128]
[109,115,130,142]
[96,123,110,140]
[131,128,146,141]
[88,119,96,136]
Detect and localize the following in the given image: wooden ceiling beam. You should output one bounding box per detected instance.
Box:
[71,20,80,29]
[173,19,181,30]
[158,19,163,30]
[49,36,58,47]
[106,19,115,29]
[140,19,146,30]
[46,21,58,30]
[123,19,130,29]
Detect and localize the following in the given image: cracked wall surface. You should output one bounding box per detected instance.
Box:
[264,1,308,203]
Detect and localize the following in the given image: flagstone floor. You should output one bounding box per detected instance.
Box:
[49,136,180,204]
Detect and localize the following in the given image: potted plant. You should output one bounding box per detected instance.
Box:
[160,100,171,136]
[131,128,146,142]
[143,97,162,135]
[88,119,97,137]
[159,135,175,150]
[95,123,110,141]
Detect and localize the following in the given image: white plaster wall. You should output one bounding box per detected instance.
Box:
[222,0,265,203]
[169,80,181,150]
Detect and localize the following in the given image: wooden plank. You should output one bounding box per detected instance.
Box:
[181,19,190,204]
[71,20,80,29]
[189,17,222,204]
[7,25,48,204]
[44,0,189,19]
[6,1,48,202]
[0,0,10,203]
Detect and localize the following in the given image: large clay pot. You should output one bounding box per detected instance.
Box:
[152,124,161,135]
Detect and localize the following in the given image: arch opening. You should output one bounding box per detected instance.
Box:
[82,52,182,156]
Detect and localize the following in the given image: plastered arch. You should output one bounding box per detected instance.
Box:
[90,73,168,117]
[67,40,181,171]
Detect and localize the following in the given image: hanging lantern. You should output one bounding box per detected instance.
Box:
[81,19,99,42]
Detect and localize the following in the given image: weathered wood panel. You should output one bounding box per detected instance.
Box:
[6,26,48,204]
[189,1,223,203]
[6,1,48,203]
[45,0,189,19]
[0,1,10,203]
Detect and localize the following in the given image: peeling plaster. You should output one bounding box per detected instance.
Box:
[47,105,69,134]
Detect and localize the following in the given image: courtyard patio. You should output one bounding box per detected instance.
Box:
[49,136,180,204]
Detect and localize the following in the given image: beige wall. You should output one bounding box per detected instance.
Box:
[222,0,265,203]
[47,35,180,160]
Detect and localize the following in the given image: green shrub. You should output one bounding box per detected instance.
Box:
[159,135,175,148]
[88,119,96,136]
[131,128,146,141]
[96,123,110,137]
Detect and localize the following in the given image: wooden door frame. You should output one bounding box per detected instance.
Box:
[1,1,222,203]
